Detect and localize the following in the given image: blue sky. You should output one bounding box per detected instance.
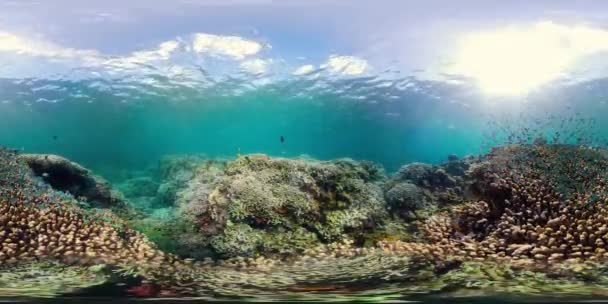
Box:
[2,0,603,57]
[3,0,608,96]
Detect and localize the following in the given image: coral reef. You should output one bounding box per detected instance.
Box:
[384,181,432,219]
[0,261,109,298]
[152,156,225,208]
[174,154,388,257]
[384,155,477,220]
[0,149,188,283]
[123,154,424,259]
[125,157,228,259]
[17,154,125,208]
[9,144,608,300]
[394,144,608,266]
[0,199,166,268]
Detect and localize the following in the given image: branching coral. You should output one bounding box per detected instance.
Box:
[0,148,186,280]
[385,144,608,266]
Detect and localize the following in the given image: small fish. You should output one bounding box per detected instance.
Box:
[52,135,58,140]
[280,135,285,144]
[41,172,49,178]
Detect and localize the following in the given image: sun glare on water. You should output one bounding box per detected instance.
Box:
[449,21,608,96]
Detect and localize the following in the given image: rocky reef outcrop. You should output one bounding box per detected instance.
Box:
[137,154,390,258]
[0,149,198,289]
[17,154,125,208]
[10,143,608,299]
[383,155,477,220]
[121,150,524,259]
[418,144,608,263]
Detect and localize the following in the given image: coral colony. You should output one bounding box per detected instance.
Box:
[5,143,608,299]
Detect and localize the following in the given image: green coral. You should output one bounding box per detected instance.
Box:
[258,226,319,256]
[207,155,388,255]
[210,223,263,258]
[129,208,212,259]
[165,154,393,258]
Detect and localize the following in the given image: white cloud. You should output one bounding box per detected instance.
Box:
[448,21,608,95]
[191,33,263,59]
[131,40,180,62]
[103,40,181,70]
[0,31,99,61]
[292,64,315,75]
[325,55,369,76]
[0,31,265,65]
[240,58,271,74]
[0,30,270,80]
[0,29,377,85]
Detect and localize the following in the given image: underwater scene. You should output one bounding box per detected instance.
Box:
[5,1,608,302]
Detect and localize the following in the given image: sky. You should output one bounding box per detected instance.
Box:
[2,0,608,95]
[3,0,608,173]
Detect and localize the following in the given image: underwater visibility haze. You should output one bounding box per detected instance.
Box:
[6,0,608,302]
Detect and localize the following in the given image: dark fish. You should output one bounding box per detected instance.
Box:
[52,135,58,140]
[280,136,285,144]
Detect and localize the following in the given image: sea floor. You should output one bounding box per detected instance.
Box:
[4,144,608,301]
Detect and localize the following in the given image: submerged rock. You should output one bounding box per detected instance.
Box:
[396,163,457,189]
[173,154,389,258]
[385,182,432,219]
[386,156,478,212]
[17,154,125,208]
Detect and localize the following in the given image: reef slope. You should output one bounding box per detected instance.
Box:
[4,144,608,299]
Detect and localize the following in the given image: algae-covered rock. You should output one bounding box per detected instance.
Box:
[175,154,389,258]
[385,182,432,219]
[129,208,213,260]
[17,153,126,208]
[386,156,477,210]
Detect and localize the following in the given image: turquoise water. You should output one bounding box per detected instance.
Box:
[2,76,606,181]
[0,78,491,179]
